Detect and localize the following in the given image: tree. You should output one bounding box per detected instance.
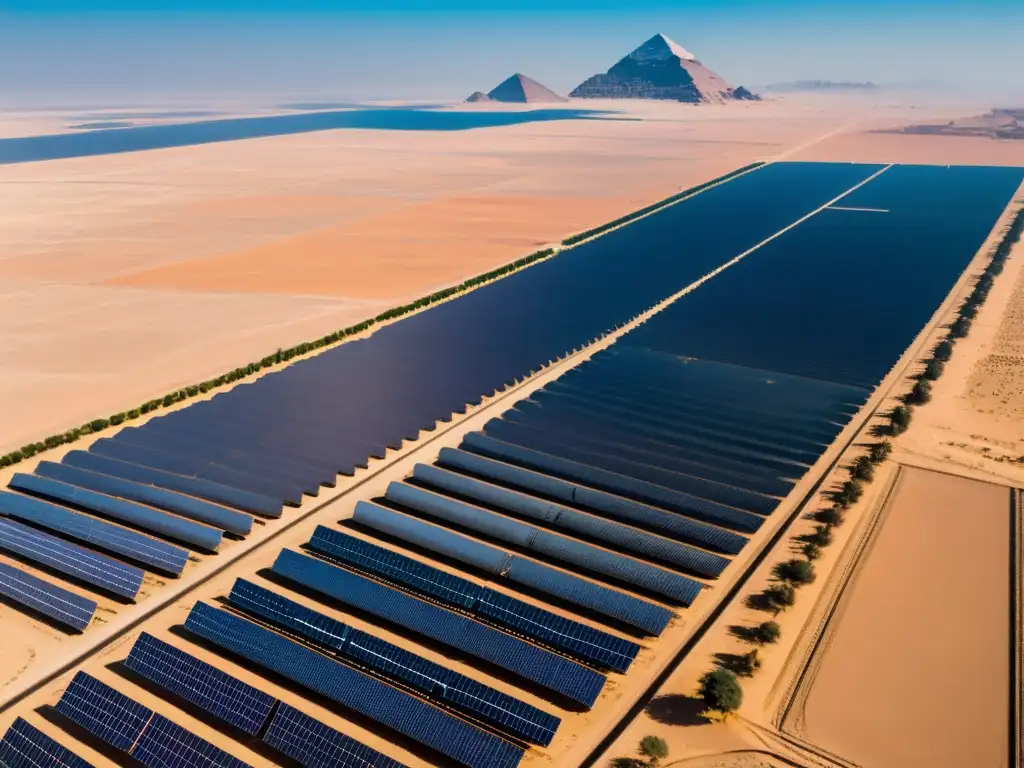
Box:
[951,317,972,338]
[733,649,762,677]
[924,359,945,381]
[815,507,845,527]
[909,379,932,405]
[751,620,781,645]
[806,525,833,547]
[698,668,743,712]
[775,558,816,585]
[934,339,953,362]
[802,542,822,561]
[639,735,669,766]
[890,405,912,435]
[834,479,864,508]
[851,455,875,481]
[763,583,796,614]
[869,441,892,464]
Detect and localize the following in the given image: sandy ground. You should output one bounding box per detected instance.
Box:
[4,95,1018,456]
[795,467,1012,768]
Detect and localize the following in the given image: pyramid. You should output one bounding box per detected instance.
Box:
[466,73,567,104]
[570,33,760,104]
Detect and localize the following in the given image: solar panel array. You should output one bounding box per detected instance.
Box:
[273,548,606,708]
[184,603,525,768]
[0,718,94,768]
[263,704,408,768]
[227,578,560,746]
[307,526,640,672]
[0,562,96,632]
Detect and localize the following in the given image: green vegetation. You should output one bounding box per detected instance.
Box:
[934,339,953,362]
[815,506,845,526]
[805,524,833,547]
[751,620,781,645]
[924,358,945,381]
[851,455,875,481]
[561,163,765,246]
[869,440,892,464]
[732,649,762,677]
[909,379,932,404]
[802,541,822,560]
[698,668,743,712]
[833,478,864,508]
[762,583,797,614]
[612,736,670,768]
[889,404,913,435]
[775,558,816,585]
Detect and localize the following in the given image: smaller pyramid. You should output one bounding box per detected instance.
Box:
[466,73,567,104]
[465,91,492,103]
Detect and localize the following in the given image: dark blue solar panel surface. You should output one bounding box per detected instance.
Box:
[435,448,748,556]
[308,526,639,672]
[55,672,149,751]
[125,632,277,736]
[272,548,605,706]
[0,562,96,632]
[9,473,223,552]
[35,460,253,536]
[131,714,251,768]
[184,603,524,768]
[0,517,143,599]
[262,704,408,768]
[0,718,94,768]
[0,490,188,576]
[44,163,886,484]
[411,464,729,578]
[61,449,280,518]
[228,579,560,746]
[352,500,672,635]
[385,481,702,605]
[619,164,1024,389]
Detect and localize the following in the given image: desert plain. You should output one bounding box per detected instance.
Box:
[2,91,1024,768]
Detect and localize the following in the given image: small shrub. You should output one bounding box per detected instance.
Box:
[763,583,796,614]
[127,409,141,419]
[834,478,864,509]
[109,413,126,426]
[934,339,953,362]
[924,359,945,381]
[951,317,972,338]
[806,525,833,547]
[751,620,781,645]
[698,668,743,712]
[610,759,644,768]
[851,455,875,481]
[909,379,932,404]
[775,558,816,585]
[733,649,762,677]
[803,541,822,561]
[815,507,845,526]
[869,441,892,464]
[890,405,912,435]
[639,735,670,766]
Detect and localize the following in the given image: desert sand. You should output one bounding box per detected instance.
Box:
[793,467,1012,768]
[5,94,1018,457]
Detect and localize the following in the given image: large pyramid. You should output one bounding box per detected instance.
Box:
[570,33,759,104]
[466,73,567,104]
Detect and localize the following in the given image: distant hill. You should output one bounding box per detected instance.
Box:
[466,74,567,104]
[764,80,881,92]
[569,33,760,104]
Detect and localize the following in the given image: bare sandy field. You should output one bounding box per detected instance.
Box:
[1,95,992,455]
[792,466,1012,768]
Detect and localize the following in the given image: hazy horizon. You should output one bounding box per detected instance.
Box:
[2,0,1022,109]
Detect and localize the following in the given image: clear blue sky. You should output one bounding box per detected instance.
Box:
[2,1,1021,106]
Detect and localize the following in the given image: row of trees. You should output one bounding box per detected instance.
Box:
[695,436,894,714]
[0,246,557,470]
[890,205,1024,435]
[562,163,765,246]
[693,205,1024,716]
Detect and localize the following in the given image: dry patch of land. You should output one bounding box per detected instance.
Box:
[785,466,1013,768]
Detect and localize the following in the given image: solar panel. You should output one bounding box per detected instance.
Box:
[0,518,143,600]
[436,447,748,556]
[184,604,525,768]
[0,718,94,768]
[62,449,281,518]
[318,518,641,670]
[55,672,149,750]
[412,464,730,577]
[132,714,251,768]
[351,501,672,635]
[35,461,253,536]
[125,632,277,736]
[0,490,188,576]
[228,579,560,746]
[9,473,223,552]
[55,672,252,768]
[273,548,605,706]
[0,562,96,632]
[262,704,408,768]
[385,482,704,605]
